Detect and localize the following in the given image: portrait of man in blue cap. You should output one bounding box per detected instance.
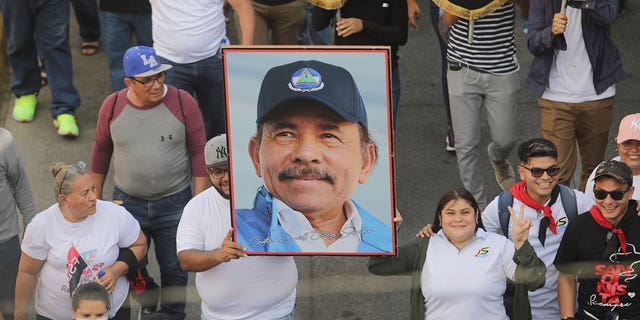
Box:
[234,60,393,254]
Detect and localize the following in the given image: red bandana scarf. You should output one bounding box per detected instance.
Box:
[589,205,627,254]
[509,181,557,234]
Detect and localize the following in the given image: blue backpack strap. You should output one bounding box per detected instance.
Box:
[558,184,577,220]
[498,190,514,237]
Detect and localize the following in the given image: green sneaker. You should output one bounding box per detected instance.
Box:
[12,94,37,122]
[54,114,79,137]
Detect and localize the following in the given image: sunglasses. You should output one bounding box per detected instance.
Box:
[602,231,618,261]
[593,188,629,201]
[519,165,560,178]
[58,161,87,195]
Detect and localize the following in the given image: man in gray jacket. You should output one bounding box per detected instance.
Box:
[0,127,36,320]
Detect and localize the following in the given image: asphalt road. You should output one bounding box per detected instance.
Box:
[2,2,639,319]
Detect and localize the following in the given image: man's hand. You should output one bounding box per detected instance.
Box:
[416,224,434,238]
[551,13,567,36]
[509,205,532,250]
[336,18,364,37]
[212,229,247,263]
[393,208,403,226]
[407,0,422,29]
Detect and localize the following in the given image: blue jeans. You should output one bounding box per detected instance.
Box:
[113,186,191,319]
[429,3,452,129]
[100,10,153,91]
[0,236,19,320]
[298,2,333,45]
[0,0,80,117]
[70,0,100,42]
[159,53,225,140]
[391,61,400,125]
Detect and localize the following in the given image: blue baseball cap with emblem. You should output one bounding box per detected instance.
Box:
[256,60,368,128]
[123,46,172,78]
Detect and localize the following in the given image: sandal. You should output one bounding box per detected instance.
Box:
[81,41,99,56]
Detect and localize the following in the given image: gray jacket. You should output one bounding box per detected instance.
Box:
[0,128,36,243]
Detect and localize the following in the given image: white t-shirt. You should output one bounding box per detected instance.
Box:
[585,156,640,201]
[542,6,615,102]
[22,200,141,319]
[176,187,297,320]
[276,198,362,252]
[150,0,228,63]
[482,189,594,320]
[421,229,515,320]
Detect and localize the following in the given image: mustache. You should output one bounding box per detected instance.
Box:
[278,166,335,184]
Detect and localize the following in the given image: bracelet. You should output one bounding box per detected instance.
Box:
[561,317,576,320]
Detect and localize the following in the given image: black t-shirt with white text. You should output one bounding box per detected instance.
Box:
[555,200,640,318]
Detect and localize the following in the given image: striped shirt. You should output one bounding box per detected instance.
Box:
[446,3,518,75]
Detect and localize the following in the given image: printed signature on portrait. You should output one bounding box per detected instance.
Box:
[248,228,373,248]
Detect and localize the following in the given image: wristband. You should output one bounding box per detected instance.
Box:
[117,247,139,280]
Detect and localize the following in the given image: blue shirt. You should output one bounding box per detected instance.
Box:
[235,186,393,253]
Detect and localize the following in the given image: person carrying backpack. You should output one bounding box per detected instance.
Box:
[482,138,594,319]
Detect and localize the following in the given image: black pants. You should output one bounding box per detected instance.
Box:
[0,235,20,320]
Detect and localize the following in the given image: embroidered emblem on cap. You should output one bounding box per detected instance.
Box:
[288,68,324,92]
[140,54,159,68]
[216,145,228,160]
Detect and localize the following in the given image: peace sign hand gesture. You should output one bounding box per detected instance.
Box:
[508,205,532,250]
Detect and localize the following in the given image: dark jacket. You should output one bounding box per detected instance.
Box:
[368,233,545,320]
[312,0,408,63]
[525,0,625,97]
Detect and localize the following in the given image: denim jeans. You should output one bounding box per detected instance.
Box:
[159,53,225,140]
[100,10,153,91]
[113,186,191,319]
[0,235,19,320]
[391,61,400,125]
[298,2,333,45]
[0,0,80,117]
[429,2,452,128]
[70,0,100,42]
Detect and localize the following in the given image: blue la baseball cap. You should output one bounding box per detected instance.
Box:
[123,46,172,78]
[256,60,368,128]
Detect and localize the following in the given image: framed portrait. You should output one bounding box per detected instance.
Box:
[223,46,396,256]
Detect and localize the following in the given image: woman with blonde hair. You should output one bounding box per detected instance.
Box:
[14,161,146,320]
